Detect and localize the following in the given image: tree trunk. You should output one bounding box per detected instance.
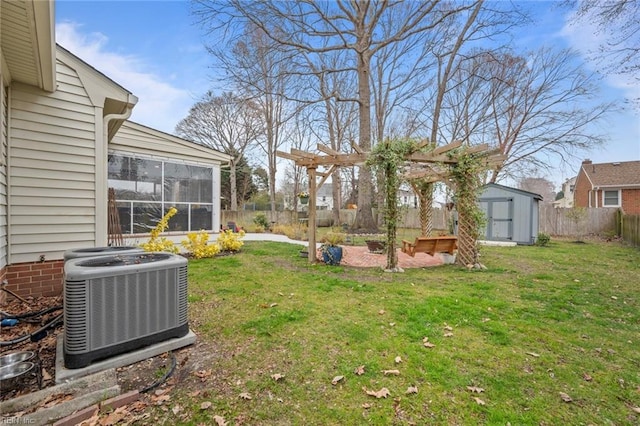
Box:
[353,50,377,232]
[230,159,238,211]
[332,171,342,227]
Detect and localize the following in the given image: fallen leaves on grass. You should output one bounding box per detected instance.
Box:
[473,397,486,406]
[423,337,436,348]
[364,387,391,399]
[583,372,593,381]
[239,392,252,400]
[559,392,573,402]
[354,365,365,375]
[382,370,400,376]
[466,386,484,393]
[394,356,402,364]
[443,332,454,337]
[213,415,228,425]
[194,369,212,382]
[271,373,285,381]
[406,386,418,395]
[526,352,540,358]
[331,375,344,385]
[200,401,212,410]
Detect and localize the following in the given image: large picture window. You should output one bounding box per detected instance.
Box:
[108,154,215,234]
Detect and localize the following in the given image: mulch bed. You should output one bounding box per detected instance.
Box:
[0,294,62,401]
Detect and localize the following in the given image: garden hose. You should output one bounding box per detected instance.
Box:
[0,313,63,347]
[1,305,63,320]
[140,351,177,394]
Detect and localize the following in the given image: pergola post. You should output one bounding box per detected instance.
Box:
[307,166,317,262]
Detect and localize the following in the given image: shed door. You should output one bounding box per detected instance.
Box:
[483,198,513,240]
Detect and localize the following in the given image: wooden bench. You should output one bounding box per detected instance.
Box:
[401,236,458,257]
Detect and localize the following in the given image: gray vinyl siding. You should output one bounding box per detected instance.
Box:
[1,79,8,269]
[8,59,97,263]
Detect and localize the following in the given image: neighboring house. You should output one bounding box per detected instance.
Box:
[574,160,640,214]
[284,182,335,211]
[477,183,542,245]
[1,0,230,298]
[315,184,333,211]
[553,176,576,208]
[398,188,418,208]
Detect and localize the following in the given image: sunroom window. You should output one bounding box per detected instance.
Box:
[603,190,620,207]
[108,154,214,234]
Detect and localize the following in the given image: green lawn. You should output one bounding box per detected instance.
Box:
[149,238,639,425]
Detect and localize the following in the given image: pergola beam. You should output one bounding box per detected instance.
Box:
[317,144,341,156]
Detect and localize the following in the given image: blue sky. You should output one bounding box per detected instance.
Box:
[55,0,639,188]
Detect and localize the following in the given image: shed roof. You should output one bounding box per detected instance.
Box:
[481,183,543,201]
[579,160,640,188]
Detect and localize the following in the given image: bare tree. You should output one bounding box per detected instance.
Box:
[304,50,358,226]
[193,0,478,232]
[284,107,315,213]
[440,48,613,183]
[206,23,297,215]
[518,176,555,204]
[175,91,261,211]
[565,0,639,107]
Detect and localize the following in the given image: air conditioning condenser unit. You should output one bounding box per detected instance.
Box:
[63,252,188,369]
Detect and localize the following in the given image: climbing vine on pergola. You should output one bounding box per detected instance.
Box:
[277,140,504,269]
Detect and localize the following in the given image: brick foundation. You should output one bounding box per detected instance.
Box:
[4,260,64,299]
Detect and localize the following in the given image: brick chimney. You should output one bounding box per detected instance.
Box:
[582,159,592,165]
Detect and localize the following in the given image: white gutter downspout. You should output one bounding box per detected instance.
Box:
[96,98,136,245]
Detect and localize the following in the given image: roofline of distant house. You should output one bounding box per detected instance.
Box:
[592,184,640,189]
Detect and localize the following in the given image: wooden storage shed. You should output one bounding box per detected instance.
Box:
[478,183,542,245]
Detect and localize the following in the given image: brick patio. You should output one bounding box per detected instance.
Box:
[332,245,444,268]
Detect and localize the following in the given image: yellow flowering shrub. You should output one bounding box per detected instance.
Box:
[217,229,245,252]
[181,230,221,259]
[140,207,179,253]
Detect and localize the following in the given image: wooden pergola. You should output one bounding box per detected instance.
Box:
[277,141,505,264]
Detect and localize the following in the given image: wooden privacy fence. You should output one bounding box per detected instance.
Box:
[619,213,640,247]
[223,206,633,242]
[539,205,617,236]
[222,208,450,231]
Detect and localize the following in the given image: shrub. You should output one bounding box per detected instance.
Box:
[253,213,270,230]
[320,231,346,246]
[218,229,245,252]
[249,224,265,233]
[140,207,179,253]
[536,233,551,246]
[272,223,308,241]
[181,230,221,259]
